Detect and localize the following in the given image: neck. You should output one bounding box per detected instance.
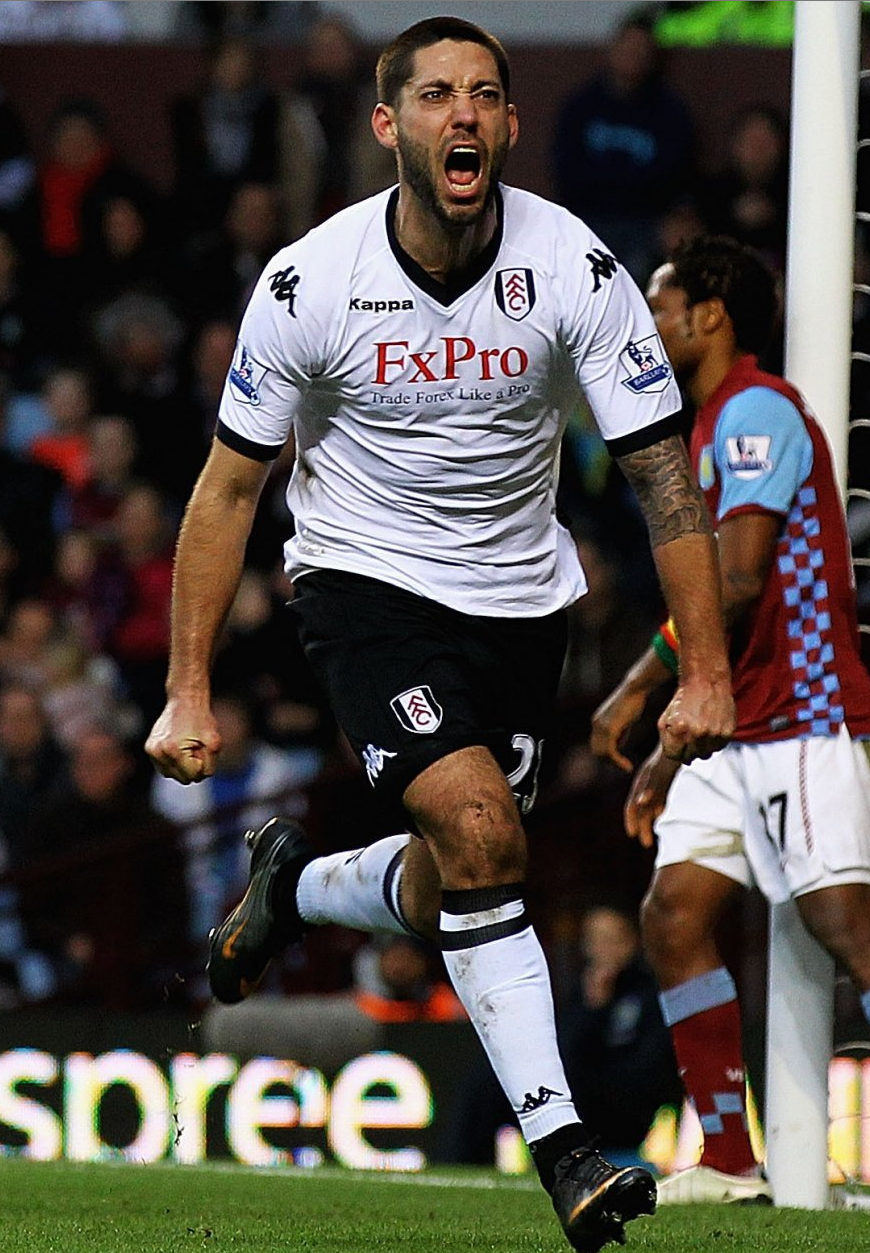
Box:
[688,345,745,408]
[393,186,498,283]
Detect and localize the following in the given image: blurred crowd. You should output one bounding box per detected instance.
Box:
[0,2,866,1115]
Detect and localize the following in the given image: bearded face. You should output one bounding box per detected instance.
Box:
[383,39,517,230]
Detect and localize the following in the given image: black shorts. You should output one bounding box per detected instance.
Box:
[291,570,567,819]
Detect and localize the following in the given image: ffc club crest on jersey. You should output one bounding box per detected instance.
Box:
[495,268,536,321]
[229,343,267,407]
[618,335,672,394]
[390,686,443,734]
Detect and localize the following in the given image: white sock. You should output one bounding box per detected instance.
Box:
[440,884,579,1143]
[295,834,413,934]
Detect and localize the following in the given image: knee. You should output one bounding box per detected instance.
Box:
[413,793,527,888]
[641,879,704,971]
[799,892,870,978]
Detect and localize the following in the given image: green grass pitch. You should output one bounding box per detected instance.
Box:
[2,1160,870,1253]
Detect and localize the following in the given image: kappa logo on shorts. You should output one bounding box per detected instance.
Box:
[361,744,397,785]
[390,686,443,734]
[495,268,536,321]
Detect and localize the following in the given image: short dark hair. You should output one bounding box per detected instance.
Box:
[376,16,510,107]
[669,235,779,354]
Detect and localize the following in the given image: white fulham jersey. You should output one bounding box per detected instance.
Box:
[217,184,682,616]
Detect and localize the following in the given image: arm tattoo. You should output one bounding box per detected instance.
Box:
[616,435,712,549]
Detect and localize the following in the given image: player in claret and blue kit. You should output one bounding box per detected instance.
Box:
[147,18,737,1249]
[593,235,870,1205]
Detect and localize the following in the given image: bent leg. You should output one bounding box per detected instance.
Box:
[404,745,584,1174]
[644,863,757,1176]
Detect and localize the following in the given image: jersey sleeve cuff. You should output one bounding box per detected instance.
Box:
[216,420,284,462]
[604,411,685,458]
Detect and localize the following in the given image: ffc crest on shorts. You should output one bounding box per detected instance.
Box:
[390,685,443,734]
[495,268,536,321]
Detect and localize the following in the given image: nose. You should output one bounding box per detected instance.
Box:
[448,90,478,129]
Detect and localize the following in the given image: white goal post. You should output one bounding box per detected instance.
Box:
[765,0,861,1210]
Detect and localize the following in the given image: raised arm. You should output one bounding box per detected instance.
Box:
[145,439,272,783]
[616,433,734,763]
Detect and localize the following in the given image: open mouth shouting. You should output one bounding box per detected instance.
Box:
[444,143,484,199]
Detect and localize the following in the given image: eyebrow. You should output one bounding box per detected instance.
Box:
[414,76,501,92]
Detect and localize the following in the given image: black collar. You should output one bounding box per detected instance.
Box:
[385,186,504,307]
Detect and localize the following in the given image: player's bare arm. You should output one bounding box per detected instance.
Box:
[617,433,735,763]
[717,510,780,628]
[145,440,271,784]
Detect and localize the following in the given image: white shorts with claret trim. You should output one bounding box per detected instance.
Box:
[654,726,870,903]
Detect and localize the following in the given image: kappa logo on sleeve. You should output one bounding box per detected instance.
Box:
[495,268,536,321]
[228,343,267,406]
[619,335,672,394]
[268,265,300,317]
[725,434,773,478]
[390,686,443,734]
[586,248,618,292]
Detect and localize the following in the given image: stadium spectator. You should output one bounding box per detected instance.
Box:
[211,569,331,749]
[0,229,40,390]
[171,35,280,240]
[0,598,60,692]
[97,482,173,728]
[552,11,695,283]
[0,527,18,623]
[41,634,129,753]
[184,319,238,448]
[27,365,93,491]
[352,933,466,1023]
[0,382,63,600]
[181,181,284,326]
[278,13,395,238]
[0,683,66,867]
[592,236,870,1204]
[91,293,203,503]
[0,86,35,250]
[697,104,789,275]
[68,413,138,536]
[21,725,188,1009]
[151,689,322,993]
[46,528,106,652]
[34,98,153,359]
[82,187,178,320]
[147,17,735,1251]
[173,1,316,46]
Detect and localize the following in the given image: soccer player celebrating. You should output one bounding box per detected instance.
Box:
[592,235,870,1204]
[147,19,735,1249]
